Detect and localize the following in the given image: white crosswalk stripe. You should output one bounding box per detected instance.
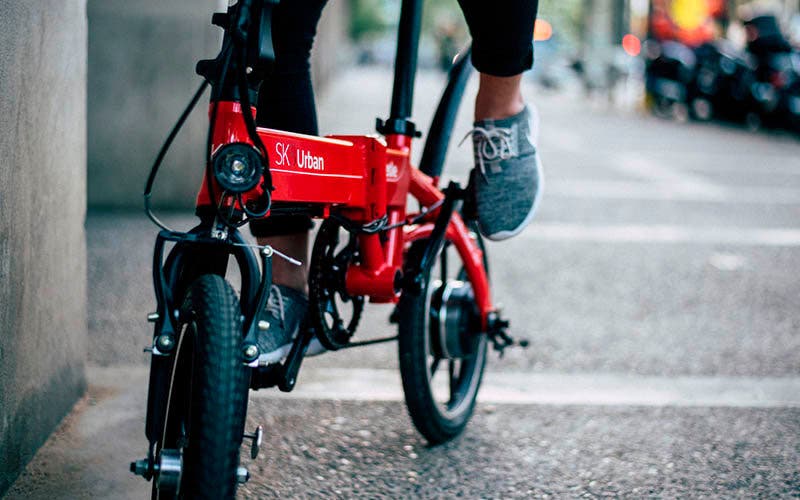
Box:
[520,223,800,246]
[244,368,800,408]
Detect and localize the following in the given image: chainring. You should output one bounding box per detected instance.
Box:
[308,219,365,350]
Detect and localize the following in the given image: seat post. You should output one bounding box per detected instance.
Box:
[378,0,423,137]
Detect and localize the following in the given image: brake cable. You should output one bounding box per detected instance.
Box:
[329,199,445,235]
[142,36,234,233]
[143,81,209,233]
[144,0,272,233]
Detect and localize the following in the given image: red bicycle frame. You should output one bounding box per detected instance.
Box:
[196,101,494,325]
[134,3,511,490]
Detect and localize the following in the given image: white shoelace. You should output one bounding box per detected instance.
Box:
[266,284,285,326]
[459,125,517,178]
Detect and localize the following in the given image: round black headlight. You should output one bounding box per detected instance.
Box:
[212,143,263,193]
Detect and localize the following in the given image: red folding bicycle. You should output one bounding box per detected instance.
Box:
[131,0,526,497]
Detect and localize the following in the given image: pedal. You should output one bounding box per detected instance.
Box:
[250,364,281,390]
[243,426,263,459]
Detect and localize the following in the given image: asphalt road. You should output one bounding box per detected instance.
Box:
[8,68,800,498]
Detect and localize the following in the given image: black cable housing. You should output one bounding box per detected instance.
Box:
[144,0,273,234]
[143,80,209,232]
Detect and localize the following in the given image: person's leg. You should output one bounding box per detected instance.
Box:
[457,0,538,116]
[457,0,543,241]
[250,0,327,363]
[251,0,328,294]
[475,74,524,121]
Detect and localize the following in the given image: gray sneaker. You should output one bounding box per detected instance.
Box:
[257,284,308,365]
[466,105,543,241]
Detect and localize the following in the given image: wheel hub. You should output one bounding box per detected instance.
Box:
[156,449,182,494]
[430,280,479,359]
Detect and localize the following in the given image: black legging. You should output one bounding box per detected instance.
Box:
[250,0,538,237]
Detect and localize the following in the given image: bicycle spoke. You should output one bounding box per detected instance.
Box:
[325,299,337,315]
[448,359,456,402]
[429,357,440,378]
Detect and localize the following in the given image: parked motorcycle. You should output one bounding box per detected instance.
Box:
[645,16,800,135]
[690,41,762,128]
[745,15,800,133]
[644,39,697,120]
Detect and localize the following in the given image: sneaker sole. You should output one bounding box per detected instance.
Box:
[257,343,292,366]
[257,337,327,366]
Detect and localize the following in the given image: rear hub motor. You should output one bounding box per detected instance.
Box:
[429,280,480,359]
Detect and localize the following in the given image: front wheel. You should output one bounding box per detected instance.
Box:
[153,274,249,499]
[398,233,488,445]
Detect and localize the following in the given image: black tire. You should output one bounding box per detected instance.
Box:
[154,274,249,499]
[398,234,488,445]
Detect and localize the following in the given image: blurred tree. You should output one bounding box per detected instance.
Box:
[539,0,584,50]
[348,0,587,46]
[347,0,593,65]
[349,0,469,41]
[349,0,390,39]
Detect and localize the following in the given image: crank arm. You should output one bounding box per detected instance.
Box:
[277,325,314,392]
[249,325,312,391]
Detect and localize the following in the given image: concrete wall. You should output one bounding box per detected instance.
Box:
[87,0,225,210]
[87,0,350,210]
[0,0,88,494]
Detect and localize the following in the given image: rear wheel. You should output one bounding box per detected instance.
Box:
[398,232,488,445]
[153,274,249,499]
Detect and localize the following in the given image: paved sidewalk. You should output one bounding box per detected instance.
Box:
[6,366,800,498]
